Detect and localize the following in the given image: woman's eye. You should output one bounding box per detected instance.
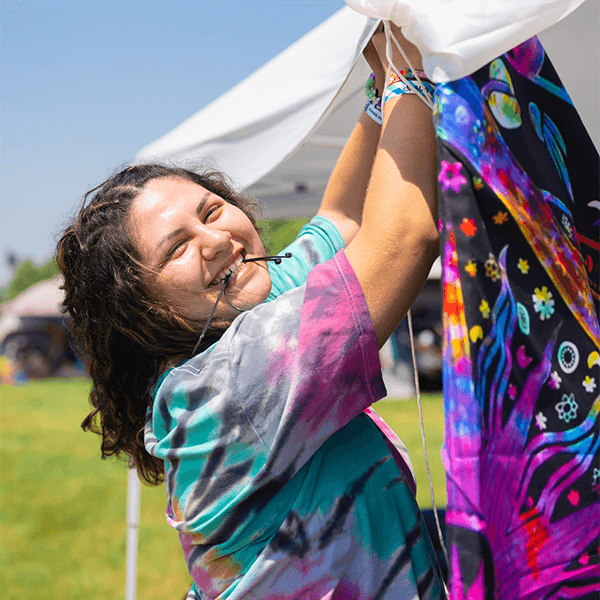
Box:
[204,205,220,222]
[166,240,186,260]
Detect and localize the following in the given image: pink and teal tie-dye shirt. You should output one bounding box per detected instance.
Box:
[145,218,444,599]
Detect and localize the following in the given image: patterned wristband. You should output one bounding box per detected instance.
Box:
[364,97,383,125]
[383,69,435,106]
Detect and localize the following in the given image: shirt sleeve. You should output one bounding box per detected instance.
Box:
[145,250,385,540]
[266,215,345,301]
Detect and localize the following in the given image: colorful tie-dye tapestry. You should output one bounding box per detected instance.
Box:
[434,36,600,599]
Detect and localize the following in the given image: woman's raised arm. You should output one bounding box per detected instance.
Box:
[345,24,438,348]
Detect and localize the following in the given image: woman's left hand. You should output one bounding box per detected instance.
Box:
[363,24,386,94]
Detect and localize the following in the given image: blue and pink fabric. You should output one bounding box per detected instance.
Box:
[435,36,600,599]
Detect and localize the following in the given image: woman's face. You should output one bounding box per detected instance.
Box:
[128,177,270,320]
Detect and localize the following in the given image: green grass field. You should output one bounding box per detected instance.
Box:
[1,379,445,599]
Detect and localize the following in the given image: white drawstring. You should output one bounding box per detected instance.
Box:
[385,23,447,582]
[407,310,450,584]
[383,20,434,109]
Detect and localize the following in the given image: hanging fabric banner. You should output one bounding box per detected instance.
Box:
[435,36,600,598]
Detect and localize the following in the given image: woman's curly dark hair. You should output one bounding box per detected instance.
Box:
[57,164,261,485]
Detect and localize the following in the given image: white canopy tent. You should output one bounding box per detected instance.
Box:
[129,4,598,599]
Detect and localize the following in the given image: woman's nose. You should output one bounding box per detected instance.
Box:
[199,225,231,261]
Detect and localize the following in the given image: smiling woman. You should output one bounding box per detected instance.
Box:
[56,165,263,486]
[57,26,446,600]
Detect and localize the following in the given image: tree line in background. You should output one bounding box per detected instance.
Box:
[1,218,311,303]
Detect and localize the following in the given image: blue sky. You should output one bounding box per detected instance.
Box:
[1,1,343,286]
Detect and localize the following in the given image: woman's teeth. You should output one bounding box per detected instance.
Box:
[211,256,244,286]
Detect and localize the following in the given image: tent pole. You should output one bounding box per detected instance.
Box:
[125,466,141,600]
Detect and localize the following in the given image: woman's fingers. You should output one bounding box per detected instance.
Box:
[375,22,424,75]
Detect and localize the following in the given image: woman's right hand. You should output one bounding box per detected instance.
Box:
[370,21,425,79]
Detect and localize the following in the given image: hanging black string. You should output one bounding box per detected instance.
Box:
[191,253,292,356]
[191,273,231,355]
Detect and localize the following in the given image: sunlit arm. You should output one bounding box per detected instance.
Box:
[345,59,438,347]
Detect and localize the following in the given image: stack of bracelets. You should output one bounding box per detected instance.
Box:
[364,68,435,124]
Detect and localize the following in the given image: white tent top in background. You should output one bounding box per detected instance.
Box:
[0,275,64,318]
[135,8,379,219]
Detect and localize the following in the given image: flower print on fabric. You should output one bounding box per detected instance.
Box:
[479,299,490,319]
[517,258,529,274]
[465,260,477,277]
[460,218,477,236]
[567,490,580,506]
[436,65,599,345]
[535,412,547,430]
[548,370,562,390]
[439,160,468,193]
[555,393,578,423]
[484,254,500,282]
[493,211,508,225]
[582,376,596,393]
[532,286,555,320]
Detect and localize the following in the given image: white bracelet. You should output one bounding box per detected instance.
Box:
[364,98,383,125]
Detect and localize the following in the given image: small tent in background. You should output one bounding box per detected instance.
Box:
[0,276,80,380]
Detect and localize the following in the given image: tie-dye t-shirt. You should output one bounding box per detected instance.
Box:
[145,218,445,599]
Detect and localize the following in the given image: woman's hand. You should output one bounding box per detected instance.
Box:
[363,24,386,94]
[369,21,424,78]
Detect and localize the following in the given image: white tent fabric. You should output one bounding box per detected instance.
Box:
[135,8,379,220]
[344,0,587,82]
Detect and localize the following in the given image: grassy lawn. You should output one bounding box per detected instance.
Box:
[1,379,445,599]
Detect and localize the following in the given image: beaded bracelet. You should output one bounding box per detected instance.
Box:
[365,72,378,100]
[364,73,383,125]
[383,69,435,106]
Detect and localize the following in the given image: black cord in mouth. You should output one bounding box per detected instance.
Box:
[191,253,293,355]
[243,253,292,265]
